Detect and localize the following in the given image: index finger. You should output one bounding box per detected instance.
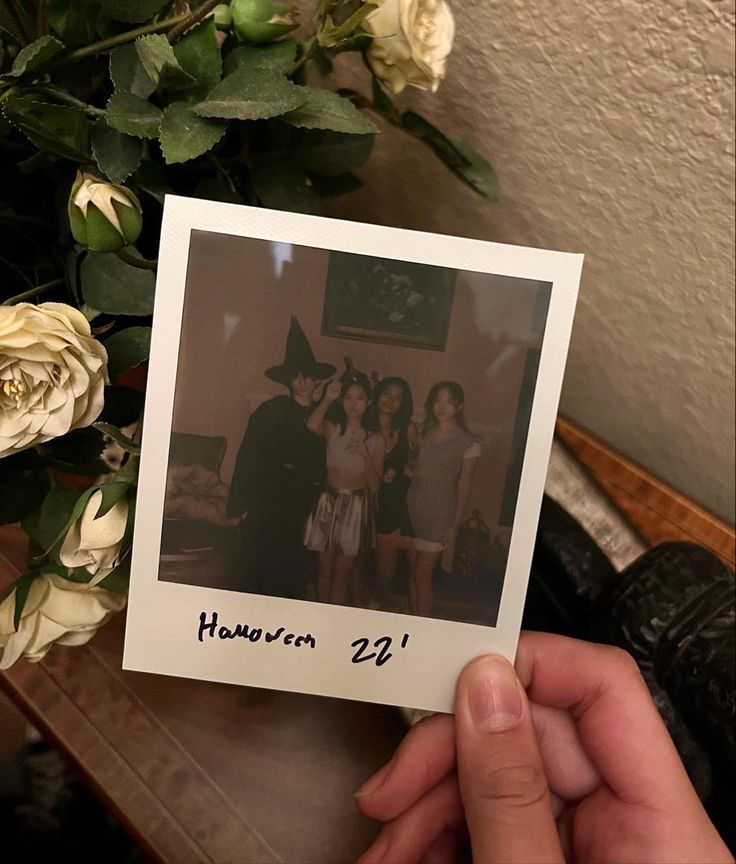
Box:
[515,631,698,809]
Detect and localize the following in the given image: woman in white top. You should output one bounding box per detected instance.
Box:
[304,368,385,605]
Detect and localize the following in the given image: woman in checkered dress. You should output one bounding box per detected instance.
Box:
[406,381,480,616]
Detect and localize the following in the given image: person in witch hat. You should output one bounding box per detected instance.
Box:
[227,317,335,599]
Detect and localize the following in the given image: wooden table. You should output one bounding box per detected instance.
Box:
[2,419,733,863]
[0,525,406,864]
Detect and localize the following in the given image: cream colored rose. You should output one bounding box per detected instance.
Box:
[0,573,126,670]
[364,0,455,94]
[60,490,128,581]
[0,302,108,459]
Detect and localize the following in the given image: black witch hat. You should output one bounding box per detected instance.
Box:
[265,317,336,385]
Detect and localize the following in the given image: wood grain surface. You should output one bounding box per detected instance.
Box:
[556,417,735,569]
[0,525,405,864]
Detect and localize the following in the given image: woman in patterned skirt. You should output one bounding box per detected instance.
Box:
[304,366,385,606]
[406,381,480,616]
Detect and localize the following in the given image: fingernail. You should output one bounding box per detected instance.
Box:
[357,832,391,864]
[466,655,524,732]
[355,758,393,797]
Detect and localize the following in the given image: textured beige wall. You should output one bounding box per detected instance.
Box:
[327,0,736,523]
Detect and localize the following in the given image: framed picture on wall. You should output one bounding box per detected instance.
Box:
[123,196,583,712]
[322,251,457,350]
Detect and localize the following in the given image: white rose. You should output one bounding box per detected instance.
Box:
[0,302,108,459]
[0,573,126,670]
[364,0,455,94]
[60,490,129,581]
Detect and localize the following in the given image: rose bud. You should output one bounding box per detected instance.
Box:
[68,171,143,253]
[231,0,299,44]
[212,3,233,29]
[0,573,127,669]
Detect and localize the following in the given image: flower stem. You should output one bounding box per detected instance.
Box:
[167,0,221,43]
[27,85,106,117]
[116,249,158,271]
[2,278,65,306]
[287,39,317,78]
[63,13,190,63]
[1,0,30,46]
[36,0,48,37]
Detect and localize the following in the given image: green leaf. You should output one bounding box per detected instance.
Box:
[98,385,144,427]
[159,101,227,165]
[98,0,167,23]
[50,54,108,99]
[12,572,38,631]
[448,137,501,202]
[401,111,500,203]
[104,326,151,377]
[250,157,323,215]
[132,160,175,204]
[194,169,244,204]
[317,4,376,48]
[105,91,162,139]
[289,129,373,176]
[2,96,91,161]
[22,485,80,553]
[135,33,195,91]
[7,35,65,77]
[310,46,334,76]
[222,40,298,76]
[96,480,131,517]
[372,76,398,120]
[92,120,144,183]
[18,151,46,174]
[0,470,51,526]
[65,244,85,306]
[283,88,377,134]
[110,42,156,98]
[309,171,361,198]
[93,423,141,454]
[39,427,107,466]
[80,251,155,315]
[62,0,100,48]
[40,486,97,554]
[194,68,305,121]
[96,559,130,593]
[63,566,96,584]
[173,18,222,94]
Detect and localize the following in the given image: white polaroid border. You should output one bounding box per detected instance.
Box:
[123,195,583,713]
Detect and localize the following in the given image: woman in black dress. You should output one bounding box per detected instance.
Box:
[366,377,418,608]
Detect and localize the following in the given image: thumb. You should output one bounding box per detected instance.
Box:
[455,655,564,864]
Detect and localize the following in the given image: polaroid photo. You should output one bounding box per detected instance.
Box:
[123,196,582,713]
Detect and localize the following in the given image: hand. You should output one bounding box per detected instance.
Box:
[440,524,457,572]
[355,632,733,864]
[325,379,342,402]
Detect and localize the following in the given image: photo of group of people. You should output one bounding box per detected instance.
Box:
[158,231,551,628]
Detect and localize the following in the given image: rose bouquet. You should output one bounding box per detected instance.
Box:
[0,0,498,668]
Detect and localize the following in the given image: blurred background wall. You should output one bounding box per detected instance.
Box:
[324,0,736,523]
